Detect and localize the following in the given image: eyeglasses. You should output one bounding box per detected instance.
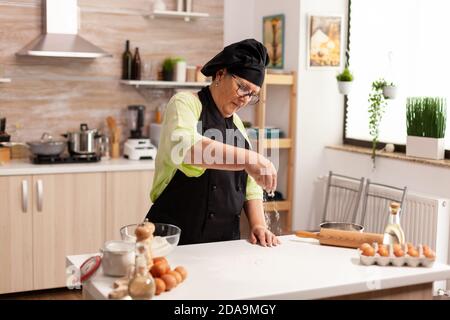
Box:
[231,75,260,105]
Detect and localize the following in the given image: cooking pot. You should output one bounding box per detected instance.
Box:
[26,132,67,156]
[63,123,100,155]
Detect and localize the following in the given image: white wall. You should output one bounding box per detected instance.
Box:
[224,0,255,46]
[294,0,348,230]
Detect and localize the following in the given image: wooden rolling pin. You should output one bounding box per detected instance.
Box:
[295,229,383,249]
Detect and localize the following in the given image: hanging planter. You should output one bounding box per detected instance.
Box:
[368,79,389,168]
[336,67,354,95]
[406,97,447,160]
[337,81,353,95]
[383,84,398,99]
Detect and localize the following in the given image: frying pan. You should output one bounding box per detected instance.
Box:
[319,221,364,232]
[4,133,67,156]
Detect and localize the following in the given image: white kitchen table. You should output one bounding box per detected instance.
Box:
[66,235,450,300]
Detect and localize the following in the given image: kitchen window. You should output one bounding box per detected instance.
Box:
[344,0,450,157]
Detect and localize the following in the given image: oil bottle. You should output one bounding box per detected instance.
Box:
[128,243,155,300]
[382,202,406,245]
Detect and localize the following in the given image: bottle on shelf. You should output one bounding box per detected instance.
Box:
[154,105,162,124]
[132,47,142,80]
[122,40,133,80]
[174,59,186,82]
[382,202,406,245]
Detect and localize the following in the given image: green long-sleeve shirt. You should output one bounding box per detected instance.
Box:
[150,91,263,203]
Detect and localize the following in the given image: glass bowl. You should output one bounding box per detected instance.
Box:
[119,223,181,257]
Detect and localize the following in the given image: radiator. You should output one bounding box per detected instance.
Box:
[367,192,450,294]
[317,176,450,293]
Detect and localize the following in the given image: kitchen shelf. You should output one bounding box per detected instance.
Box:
[264,200,291,212]
[0,78,11,83]
[263,138,292,149]
[120,80,210,89]
[266,73,294,85]
[254,71,296,233]
[249,138,292,149]
[147,10,209,22]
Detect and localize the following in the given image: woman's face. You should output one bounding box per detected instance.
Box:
[214,69,260,118]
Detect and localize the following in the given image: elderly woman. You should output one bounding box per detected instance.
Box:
[146,39,279,247]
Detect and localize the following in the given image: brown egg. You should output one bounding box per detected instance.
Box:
[153,257,168,265]
[150,261,169,278]
[394,250,404,257]
[360,243,372,251]
[174,266,188,281]
[168,270,182,284]
[406,242,414,249]
[408,247,419,257]
[154,278,166,295]
[393,244,405,257]
[362,246,375,257]
[378,245,389,257]
[161,274,177,291]
[424,249,436,260]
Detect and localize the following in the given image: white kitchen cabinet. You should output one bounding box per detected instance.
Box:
[0,176,33,294]
[106,170,154,240]
[32,173,105,290]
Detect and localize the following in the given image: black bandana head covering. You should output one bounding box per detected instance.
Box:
[201,39,269,87]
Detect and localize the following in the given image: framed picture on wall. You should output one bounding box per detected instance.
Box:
[307,14,343,69]
[263,14,285,70]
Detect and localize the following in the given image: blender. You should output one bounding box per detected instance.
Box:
[123,105,157,160]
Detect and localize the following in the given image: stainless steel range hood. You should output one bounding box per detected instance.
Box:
[17,0,112,58]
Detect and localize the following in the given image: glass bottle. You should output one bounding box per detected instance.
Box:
[155,105,162,124]
[132,47,142,80]
[122,40,133,80]
[128,243,155,300]
[382,202,406,245]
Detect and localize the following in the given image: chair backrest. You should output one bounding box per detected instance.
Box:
[359,179,407,233]
[321,171,365,224]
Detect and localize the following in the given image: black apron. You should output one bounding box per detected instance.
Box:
[146,87,249,245]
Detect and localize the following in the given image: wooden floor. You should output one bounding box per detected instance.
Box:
[0,288,82,300]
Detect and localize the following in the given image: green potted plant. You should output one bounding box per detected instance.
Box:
[162,57,176,81]
[368,79,388,167]
[406,97,447,159]
[336,66,354,95]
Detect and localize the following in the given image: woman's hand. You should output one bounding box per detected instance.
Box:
[248,224,281,247]
[244,152,277,192]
